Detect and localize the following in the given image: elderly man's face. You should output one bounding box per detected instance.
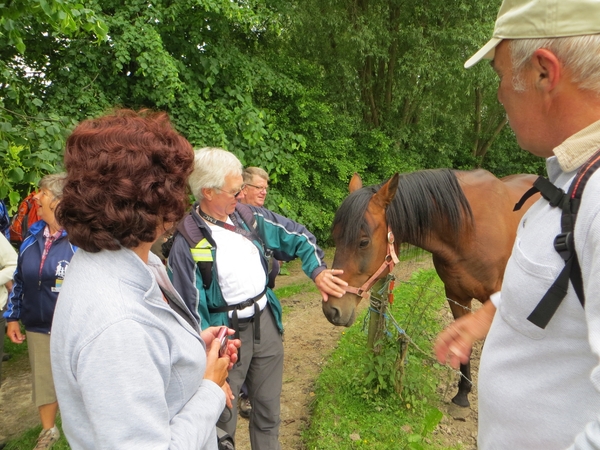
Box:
[242,175,268,207]
[492,40,552,157]
[211,173,244,217]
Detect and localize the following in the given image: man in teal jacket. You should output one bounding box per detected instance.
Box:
[168,147,346,450]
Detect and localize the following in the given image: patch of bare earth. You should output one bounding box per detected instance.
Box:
[0,255,480,449]
[0,353,39,444]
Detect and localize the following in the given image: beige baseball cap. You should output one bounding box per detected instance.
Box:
[465,0,600,68]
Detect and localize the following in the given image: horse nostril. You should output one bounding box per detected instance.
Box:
[326,305,342,324]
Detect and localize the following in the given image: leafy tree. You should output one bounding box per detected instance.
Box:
[287,0,545,178]
[0,0,545,240]
[0,0,107,210]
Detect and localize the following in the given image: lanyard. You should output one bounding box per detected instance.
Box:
[197,208,257,241]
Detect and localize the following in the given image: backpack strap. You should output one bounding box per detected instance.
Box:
[513,176,567,212]
[520,150,600,328]
[233,203,260,241]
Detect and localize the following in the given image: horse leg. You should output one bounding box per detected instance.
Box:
[453,360,472,407]
[447,294,473,408]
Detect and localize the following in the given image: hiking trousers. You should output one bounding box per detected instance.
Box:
[218,305,283,450]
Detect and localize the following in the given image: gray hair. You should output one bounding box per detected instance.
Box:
[38,172,67,200]
[242,167,269,184]
[510,35,600,93]
[188,147,243,201]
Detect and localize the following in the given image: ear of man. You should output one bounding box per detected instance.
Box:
[531,48,562,93]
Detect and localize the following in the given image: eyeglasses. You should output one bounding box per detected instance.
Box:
[214,186,244,198]
[245,183,269,193]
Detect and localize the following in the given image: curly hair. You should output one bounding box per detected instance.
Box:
[56,109,194,252]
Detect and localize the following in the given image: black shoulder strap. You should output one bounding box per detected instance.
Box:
[234,203,273,278]
[513,176,567,212]
[234,203,259,237]
[524,150,600,328]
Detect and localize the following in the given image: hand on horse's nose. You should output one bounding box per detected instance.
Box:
[315,269,346,301]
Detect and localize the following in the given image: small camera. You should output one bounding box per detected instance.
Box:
[217,327,228,357]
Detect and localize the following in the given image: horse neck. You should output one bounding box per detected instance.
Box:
[387,171,473,258]
[393,224,462,258]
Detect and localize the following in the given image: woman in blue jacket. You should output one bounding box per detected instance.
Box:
[4,173,76,450]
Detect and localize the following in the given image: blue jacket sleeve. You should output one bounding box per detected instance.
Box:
[248,206,327,281]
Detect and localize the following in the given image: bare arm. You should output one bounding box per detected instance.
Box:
[434,300,496,369]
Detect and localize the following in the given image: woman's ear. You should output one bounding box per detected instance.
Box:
[49,197,59,211]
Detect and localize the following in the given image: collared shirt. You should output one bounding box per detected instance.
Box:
[554,118,600,172]
[39,225,63,278]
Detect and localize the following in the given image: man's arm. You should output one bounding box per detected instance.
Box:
[249,206,346,300]
[573,204,600,449]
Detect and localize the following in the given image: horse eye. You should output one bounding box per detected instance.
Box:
[359,239,370,249]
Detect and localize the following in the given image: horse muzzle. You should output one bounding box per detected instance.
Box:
[322,296,357,327]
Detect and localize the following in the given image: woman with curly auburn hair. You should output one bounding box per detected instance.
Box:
[51,109,240,450]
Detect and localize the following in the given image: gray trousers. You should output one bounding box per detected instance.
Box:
[218,306,283,450]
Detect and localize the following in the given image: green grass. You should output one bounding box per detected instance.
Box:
[273,280,317,300]
[4,418,69,449]
[303,269,461,450]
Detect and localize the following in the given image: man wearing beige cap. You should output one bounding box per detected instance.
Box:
[434,0,600,448]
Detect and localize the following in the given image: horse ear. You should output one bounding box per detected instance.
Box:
[372,173,399,209]
[349,173,363,193]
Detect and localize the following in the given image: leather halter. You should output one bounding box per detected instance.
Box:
[343,227,400,300]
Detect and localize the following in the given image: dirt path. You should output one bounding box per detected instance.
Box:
[0,353,39,444]
[0,255,479,449]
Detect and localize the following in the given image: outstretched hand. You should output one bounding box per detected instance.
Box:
[434,301,496,369]
[315,268,347,301]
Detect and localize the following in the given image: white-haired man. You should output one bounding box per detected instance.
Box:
[168,148,346,449]
[434,0,600,448]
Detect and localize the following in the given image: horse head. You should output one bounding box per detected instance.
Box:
[323,173,399,326]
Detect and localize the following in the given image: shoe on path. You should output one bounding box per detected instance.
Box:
[238,396,252,419]
[33,426,60,450]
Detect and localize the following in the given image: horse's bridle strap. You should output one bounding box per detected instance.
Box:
[344,228,399,299]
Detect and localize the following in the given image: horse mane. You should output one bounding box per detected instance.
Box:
[333,169,474,247]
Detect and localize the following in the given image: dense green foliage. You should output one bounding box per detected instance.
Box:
[1,0,546,237]
[304,269,456,449]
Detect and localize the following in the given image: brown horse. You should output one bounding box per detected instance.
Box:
[323,169,539,408]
